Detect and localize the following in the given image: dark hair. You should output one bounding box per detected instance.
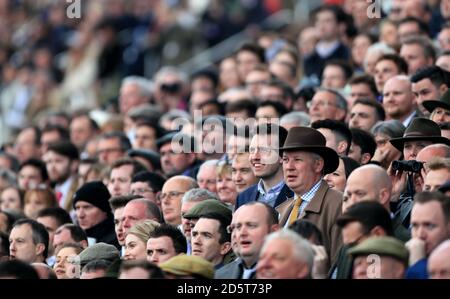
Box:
[0,260,39,279]
[257,101,289,118]
[99,131,132,152]
[71,112,99,131]
[36,207,73,227]
[119,260,165,279]
[0,231,9,258]
[131,171,166,192]
[56,224,88,244]
[324,59,354,81]
[351,128,377,158]
[19,126,41,146]
[353,99,386,122]
[289,220,323,245]
[82,259,112,274]
[135,120,166,139]
[311,119,352,155]
[262,78,295,101]
[255,123,288,157]
[199,212,232,244]
[414,192,450,223]
[18,158,49,182]
[0,151,19,172]
[198,98,225,115]
[109,194,142,211]
[236,43,266,64]
[349,74,378,99]
[0,210,24,235]
[225,100,257,117]
[341,157,361,179]
[398,16,429,36]
[149,224,187,254]
[12,219,49,259]
[41,124,70,141]
[402,36,436,62]
[242,201,279,227]
[410,65,449,87]
[110,158,147,176]
[47,141,79,161]
[190,68,219,90]
[376,54,408,74]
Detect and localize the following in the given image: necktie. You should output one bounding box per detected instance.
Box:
[288,196,303,225]
[56,191,63,205]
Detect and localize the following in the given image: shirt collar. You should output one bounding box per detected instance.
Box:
[257,179,284,196]
[296,179,323,203]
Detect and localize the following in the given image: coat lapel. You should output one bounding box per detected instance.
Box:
[299,180,327,218]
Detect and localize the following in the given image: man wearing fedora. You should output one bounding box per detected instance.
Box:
[389,118,450,228]
[276,127,343,265]
[422,88,450,125]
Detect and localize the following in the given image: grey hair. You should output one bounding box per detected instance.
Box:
[182,188,219,204]
[261,229,315,276]
[316,87,348,111]
[0,169,17,186]
[363,42,396,70]
[371,120,406,139]
[154,66,188,85]
[197,160,219,179]
[159,109,192,125]
[280,112,311,127]
[121,76,154,99]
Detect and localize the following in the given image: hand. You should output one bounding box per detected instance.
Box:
[372,148,389,168]
[311,245,329,279]
[387,163,407,203]
[405,238,426,266]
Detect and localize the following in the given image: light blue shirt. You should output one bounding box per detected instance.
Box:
[285,179,323,228]
[256,179,285,207]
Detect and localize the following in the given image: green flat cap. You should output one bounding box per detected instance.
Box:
[348,236,409,264]
[78,242,120,266]
[183,199,232,220]
[159,254,215,279]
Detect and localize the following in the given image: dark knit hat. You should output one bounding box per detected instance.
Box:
[72,181,112,213]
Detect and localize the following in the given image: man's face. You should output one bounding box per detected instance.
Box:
[232,153,258,193]
[197,165,217,193]
[9,224,42,263]
[134,125,157,151]
[436,55,450,72]
[96,138,125,165]
[349,84,376,107]
[282,151,321,195]
[18,165,43,191]
[400,44,431,75]
[257,238,309,279]
[191,218,227,265]
[119,83,147,114]
[245,70,271,98]
[75,201,107,230]
[343,172,379,212]
[353,255,405,279]
[349,104,378,131]
[341,221,368,245]
[231,204,271,261]
[146,236,176,265]
[309,91,344,122]
[70,116,95,149]
[160,143,193,177]
[130,181,158,204]
[403,141,432,161]
[411,201,450,255]
[249,134,281,180]
[428,246,450,279]
[236,50,260,81]
[424,169,450,192]
[107,164,133,197]
[43,151,72,184]
[321,65,346,89]
[382,78,415,120]
[315,10,338,41]
[374,60,400,93]
[412,78,443,117]
[14,128,40,163]
[181,200,200,240]
[114,207,125,246]
[122,201,148,234]
[53,228,77,253]
[161,179,189,226]
[41,131,61,153]
[36,216,59,256]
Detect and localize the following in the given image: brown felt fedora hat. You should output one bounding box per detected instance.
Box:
[389,118,450,152]
[280,127,339,174]
[422,89,450,113]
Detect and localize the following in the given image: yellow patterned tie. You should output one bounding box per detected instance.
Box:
[288,196,303,225]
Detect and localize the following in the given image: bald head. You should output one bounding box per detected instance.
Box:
[344,164,392,211]
[428,240,450,279]
[417,144,450,164]
[383,75,416,121]
[161,175,198,225]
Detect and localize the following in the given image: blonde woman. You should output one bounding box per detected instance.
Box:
[124,220,160,261]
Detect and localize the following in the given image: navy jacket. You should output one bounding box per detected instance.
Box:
[235,183,293,209]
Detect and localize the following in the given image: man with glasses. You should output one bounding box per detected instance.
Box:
[308,88,347,123]
[235,123,292,209]
[215,202,279,279]
[160,175,198,226]
[130,171,166,206]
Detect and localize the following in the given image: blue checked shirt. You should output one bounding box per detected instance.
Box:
[256,179,285,207]
[285,179,323,228]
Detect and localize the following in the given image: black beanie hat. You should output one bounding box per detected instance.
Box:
[72,181,112,214]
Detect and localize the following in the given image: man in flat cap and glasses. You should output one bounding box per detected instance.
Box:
[277,127,343,266]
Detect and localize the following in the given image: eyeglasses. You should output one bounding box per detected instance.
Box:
[308,100,337,109]
[96,148,123,155]
[160,191,184,201]
[226,222,259,234]
[131,188,155,195]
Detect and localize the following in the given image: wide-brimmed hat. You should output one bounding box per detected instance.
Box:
[280,127,339,174]
[422,89,450,113]
[389,118,450,152]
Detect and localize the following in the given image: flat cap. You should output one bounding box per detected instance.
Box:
[348,236,409,265]
[183,199,231,220]
[159,254,215,279]
[78,242,120,266]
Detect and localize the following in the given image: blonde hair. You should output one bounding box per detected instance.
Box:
[24,188,58,208]
[127,220,161,243]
